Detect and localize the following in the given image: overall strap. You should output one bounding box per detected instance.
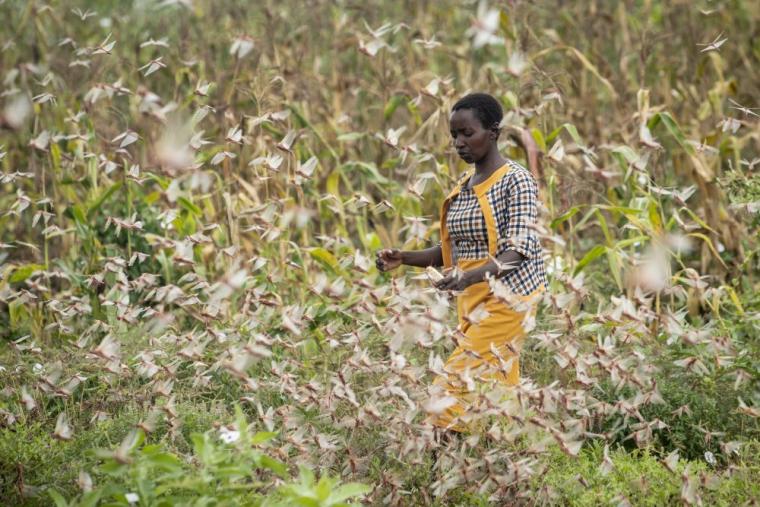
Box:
[439,170,473,269]
[476,193,499,257]
[472,163,513,257]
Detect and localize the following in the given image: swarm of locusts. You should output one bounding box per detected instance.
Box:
[0,1,758,504]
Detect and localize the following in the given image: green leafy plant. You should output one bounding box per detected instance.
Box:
[47,407,368,507]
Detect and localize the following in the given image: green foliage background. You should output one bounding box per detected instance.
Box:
[0,0,758,505]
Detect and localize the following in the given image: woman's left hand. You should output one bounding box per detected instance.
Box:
[434,270,475,292]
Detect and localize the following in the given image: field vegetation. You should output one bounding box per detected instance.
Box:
[0,0,758,505]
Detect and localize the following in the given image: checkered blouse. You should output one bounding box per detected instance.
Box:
[445,160,546,295]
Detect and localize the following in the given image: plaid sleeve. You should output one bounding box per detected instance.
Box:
[498,169,539,259]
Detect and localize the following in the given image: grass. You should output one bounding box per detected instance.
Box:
[528,442,760,506]
[0,0,758,504]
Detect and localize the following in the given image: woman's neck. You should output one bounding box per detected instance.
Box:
[474,149,507,176]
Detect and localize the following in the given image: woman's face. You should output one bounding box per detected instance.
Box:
[449,108,495,164]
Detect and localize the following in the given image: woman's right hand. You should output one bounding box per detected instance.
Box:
[375,248,403,272]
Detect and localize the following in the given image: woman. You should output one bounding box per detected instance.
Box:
[375,93,546,432]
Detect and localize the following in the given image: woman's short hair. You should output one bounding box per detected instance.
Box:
[451,93,503,130]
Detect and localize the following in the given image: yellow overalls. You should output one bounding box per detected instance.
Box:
[427,163,542,432]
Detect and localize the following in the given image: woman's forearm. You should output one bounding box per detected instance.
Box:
[401,245,443,268]
[464,250,525,284]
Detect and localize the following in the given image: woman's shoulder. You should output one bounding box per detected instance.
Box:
[505,159,534,179]
[505,158,530,174]
[452,169,475,189]
[495,159,536,192]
